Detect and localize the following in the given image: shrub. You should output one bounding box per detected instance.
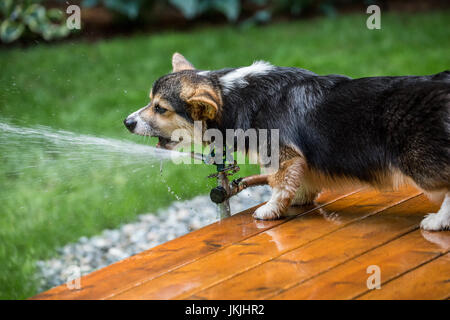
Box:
[80,0,377,23]
[81,0,146,20]
[0,0,70,43]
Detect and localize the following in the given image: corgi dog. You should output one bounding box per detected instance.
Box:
[125,53,450,231]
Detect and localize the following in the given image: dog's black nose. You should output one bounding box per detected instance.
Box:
[124,118,137,131]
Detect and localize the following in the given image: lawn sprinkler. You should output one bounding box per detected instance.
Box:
[194,145,269,219]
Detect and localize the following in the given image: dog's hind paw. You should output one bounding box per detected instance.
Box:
[253,203,283,220]
[420,213,450,231]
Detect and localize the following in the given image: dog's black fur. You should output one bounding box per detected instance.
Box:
[173,67,450,191]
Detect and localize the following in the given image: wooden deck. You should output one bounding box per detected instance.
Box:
[33,186,450,300]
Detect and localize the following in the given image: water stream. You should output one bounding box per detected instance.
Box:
[0,121,186,172]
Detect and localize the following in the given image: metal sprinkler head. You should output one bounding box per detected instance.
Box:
[205,145,239,219]
[191,145,269,220]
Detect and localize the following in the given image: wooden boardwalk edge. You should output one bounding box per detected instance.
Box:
[32,189,356,300]
[32,187,450,300]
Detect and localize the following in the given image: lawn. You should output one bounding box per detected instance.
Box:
[1,10,449,299]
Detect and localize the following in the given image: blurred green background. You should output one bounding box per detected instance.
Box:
[0,0,449,300]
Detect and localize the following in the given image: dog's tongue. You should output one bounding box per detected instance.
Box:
[156,137,170,148]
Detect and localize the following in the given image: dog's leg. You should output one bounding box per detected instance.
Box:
[420,191,450,231]
[291,184,319,206]
[253,157,305,220]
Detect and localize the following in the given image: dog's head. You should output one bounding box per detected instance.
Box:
[124,53,222,149]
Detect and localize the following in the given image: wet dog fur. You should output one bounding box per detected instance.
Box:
[125,53,450,231]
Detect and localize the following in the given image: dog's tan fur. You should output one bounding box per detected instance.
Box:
[180,79,222,121]
[259,144,422,218]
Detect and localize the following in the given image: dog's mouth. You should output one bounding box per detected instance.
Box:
[155,136,179,150]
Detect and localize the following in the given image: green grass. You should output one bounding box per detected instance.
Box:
[1,11,449,299]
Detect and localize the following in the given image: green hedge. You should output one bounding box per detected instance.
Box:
[1,0,377,43]
[0,0,69,43]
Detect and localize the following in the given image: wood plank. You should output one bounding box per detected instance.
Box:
[110,186,420,299]
[190,194,438,300]
[357,253,450,300]
[31,189,352,300]
[269,230,449,300]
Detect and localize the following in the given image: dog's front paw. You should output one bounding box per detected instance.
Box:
[420,213,450,231]
[253,203,283,220]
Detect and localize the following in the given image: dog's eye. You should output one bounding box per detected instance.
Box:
[154,104,167,114]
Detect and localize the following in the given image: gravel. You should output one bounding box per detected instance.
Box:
[36,186,271,291]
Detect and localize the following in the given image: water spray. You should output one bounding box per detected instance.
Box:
[1,121,270,220]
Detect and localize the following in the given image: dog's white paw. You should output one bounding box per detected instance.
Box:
[420,213,450,231]
[253,203,283,220]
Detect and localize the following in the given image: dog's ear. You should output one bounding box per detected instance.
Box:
[187,91,219,121]
[172,52,195,72]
